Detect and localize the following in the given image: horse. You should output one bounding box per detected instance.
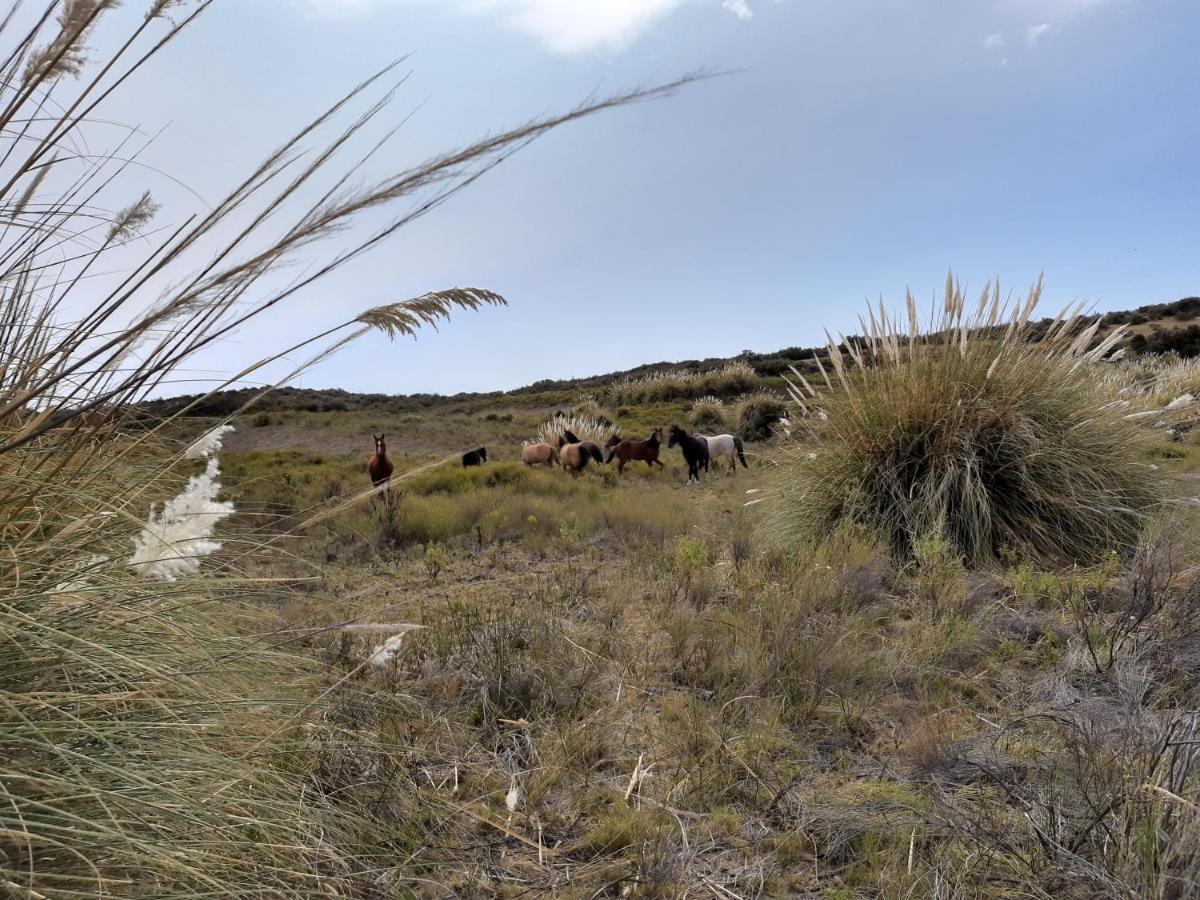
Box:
[557,434,605,474]
[668,425,710,485]
[462,446,487,467]
[521,440,559,467]
[699,433,748,473]
[604,428,664,475]
[367,433,394,487]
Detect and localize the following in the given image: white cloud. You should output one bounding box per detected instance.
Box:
[983,32,1005,48]
[463,0,687,53]
[1025,22,1051,44]
[722,0,754,19]
[301,0,770,53]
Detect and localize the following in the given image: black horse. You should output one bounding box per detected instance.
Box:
[462,446,487,467]
[668,425,709,484]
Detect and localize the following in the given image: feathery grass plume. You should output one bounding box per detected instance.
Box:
[768,275,1159,566]
[688,394,727,431]
[611,361,761,404]
[183,422,234,458]
[0,3,695,894]
[734,388,787,442]
[537,412,618,446]
[703,360,758,395]
[129,456,234,580]
[355,287,507,338]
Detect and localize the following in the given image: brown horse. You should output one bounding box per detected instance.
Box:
[557,435,605,474]
[368,433,394,487]
[604,428,663,475]
[521,440,559,467]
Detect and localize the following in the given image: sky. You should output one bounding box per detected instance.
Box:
[51,0,1200,394]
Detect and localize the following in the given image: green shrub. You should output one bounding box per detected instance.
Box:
[769,277,1159,565]
[735,390,788,441]
[688,395,727,432]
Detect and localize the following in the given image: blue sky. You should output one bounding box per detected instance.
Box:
[89,1,1200,393]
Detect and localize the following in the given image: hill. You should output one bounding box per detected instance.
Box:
[143,295,1200,422]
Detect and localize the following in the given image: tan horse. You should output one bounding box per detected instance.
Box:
[557,438,605,474]
[521,440,559,467]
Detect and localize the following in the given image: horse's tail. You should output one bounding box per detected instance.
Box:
[734,436,748,468]
[588,444,605,464]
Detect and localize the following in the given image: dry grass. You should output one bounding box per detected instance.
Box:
[0,4,690,896]
[536,411,619,446]
[770,277,1160,565]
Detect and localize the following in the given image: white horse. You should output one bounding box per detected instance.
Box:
[699,433,748,473]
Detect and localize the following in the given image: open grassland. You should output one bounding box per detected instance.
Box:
[201,360,1200,897]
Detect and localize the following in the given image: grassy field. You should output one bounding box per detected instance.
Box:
[6,7,1200,896]
[199,364,1200,897]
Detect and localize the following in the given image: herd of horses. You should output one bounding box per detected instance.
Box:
[515,427,746,483]
[367,426,747,488]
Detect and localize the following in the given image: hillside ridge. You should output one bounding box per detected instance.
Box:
[144,295,1200,416]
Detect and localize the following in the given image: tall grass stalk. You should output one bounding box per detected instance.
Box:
[0,4,689,895]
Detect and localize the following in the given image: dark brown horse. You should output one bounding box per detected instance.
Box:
[368,434,394,487]
[604,428,664,475]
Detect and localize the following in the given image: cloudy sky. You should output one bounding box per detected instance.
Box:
[74,1,1200,393]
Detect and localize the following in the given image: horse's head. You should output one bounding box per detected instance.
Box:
[667,425,684,448]
[479,446,487,461]
[651,427,663,444]
[373,434,386,454]
[605,433,621,448]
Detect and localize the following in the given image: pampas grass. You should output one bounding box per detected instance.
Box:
[537,412,617,446]
[734,389,787,442]
[612,361,760,404]
[0,4,690,895]
[768,275,1159,565]
[688,395,727,431]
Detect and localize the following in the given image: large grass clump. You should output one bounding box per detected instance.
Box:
[770,277,1161,565]
[734,389,788,441]
[537,411,618,445]
[688,394,727,431]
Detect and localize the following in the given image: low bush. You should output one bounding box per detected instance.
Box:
[769,277,1160,565]
[688,395,727,431]
[734,389,788,441]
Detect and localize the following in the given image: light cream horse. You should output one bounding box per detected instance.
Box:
[699,433,748,473]
[521,440,559,467]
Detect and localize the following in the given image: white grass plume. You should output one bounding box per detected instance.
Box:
[184,424,235,459]
[130,458,234,581]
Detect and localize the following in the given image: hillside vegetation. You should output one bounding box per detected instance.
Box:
[195,283,1200,898]
[6,4,1200,898]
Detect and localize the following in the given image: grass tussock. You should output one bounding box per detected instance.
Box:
[612,361,759,403]
[688,394,727,431]
[770,276,1160,565]
[734,388,788,442]
[536,411,618,446]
